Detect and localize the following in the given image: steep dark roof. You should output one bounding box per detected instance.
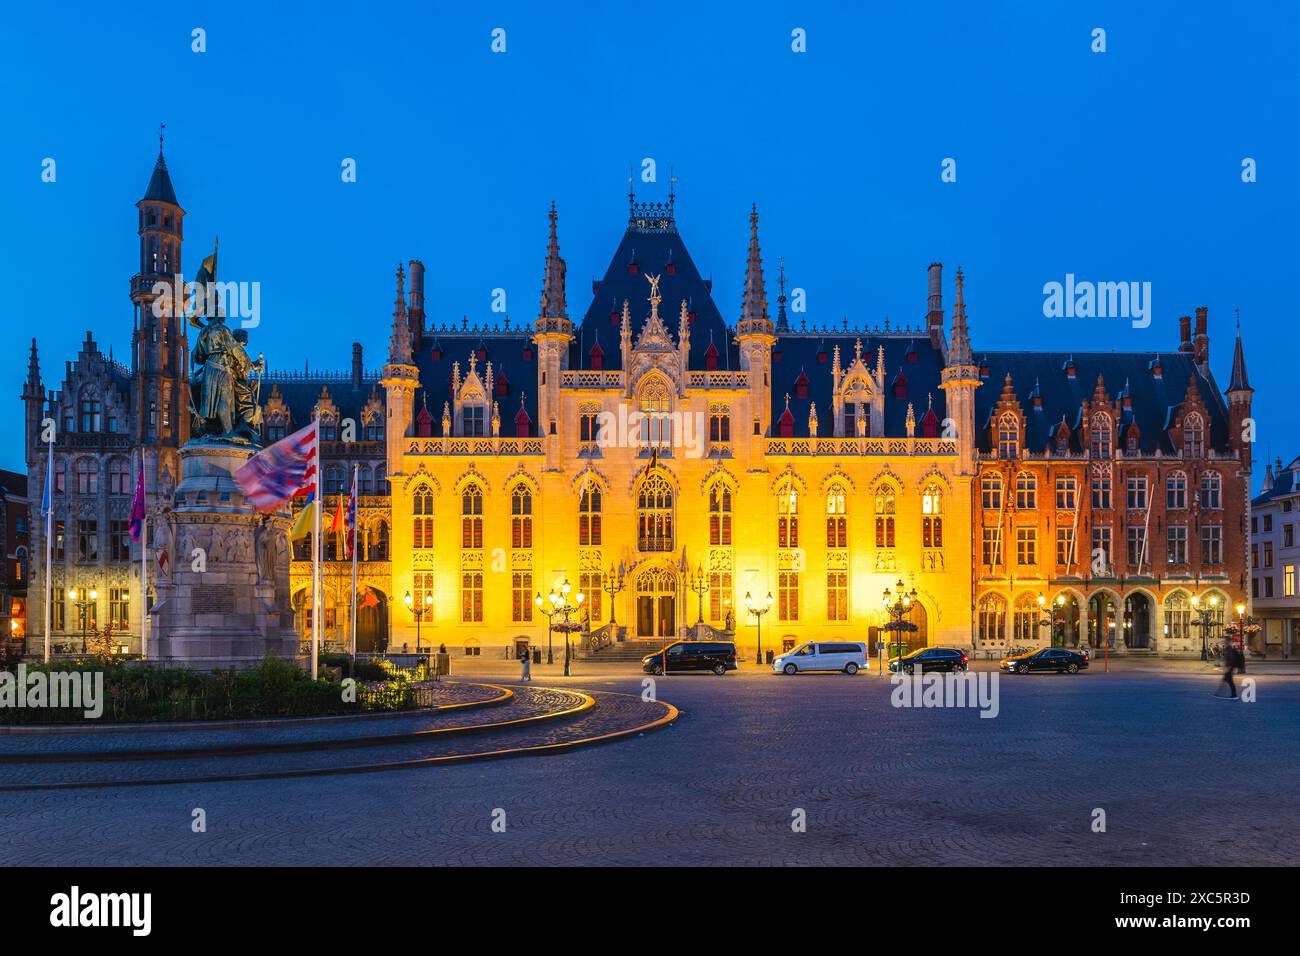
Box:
[576,208,738,372]
[414,333,539,436]
[973,351,1230,455]
[260,377,384,435]
[1253,458,1300,506]
[770,334,948,438]
[1228,328,1251,392]
[141,151,179,206]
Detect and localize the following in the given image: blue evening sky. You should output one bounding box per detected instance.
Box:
[1,1,1293,484]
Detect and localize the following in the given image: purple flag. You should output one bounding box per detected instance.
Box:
[128,462,146,542]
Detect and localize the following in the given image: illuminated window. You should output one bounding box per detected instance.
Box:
[637,474,674,552]
[461,483,484,548]
[874,485,896,549]
[826,571,848,621]
[511,572,532,622]
[777,482,799,548]
[981,473,1003,510]
[1015,473,1036,510]
[709,483,732,546]
[510,485,533,549]
[461,571,484,622]
[412,486,434,549]
[579,483,602,546]
[825,484,846,549]
[921,483,943,549]
[997,414,1019,459]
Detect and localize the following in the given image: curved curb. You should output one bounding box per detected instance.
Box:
[0,680,513,736]
[0,687,591,765]
[0,693,680,792]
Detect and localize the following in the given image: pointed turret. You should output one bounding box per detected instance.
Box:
[380,263,420,477]
[387,264,412,366]
[776,257,790,332]
[1226,314,1254,471]
[736,204,777,441]
[939,266,982,474]
[1228,319,1251,393]
[738,204,771,334]
[948,267,973,367]
[539,201,568,320]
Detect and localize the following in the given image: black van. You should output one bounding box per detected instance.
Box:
[642,640,738,676]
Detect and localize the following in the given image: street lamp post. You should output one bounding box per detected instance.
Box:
[744,590,774,666]
[68,587,97,654]
[602,563,626,627]
[1191,593,1219,662]
[536,579,582,677]
[689,562,709,626]
[1235,602,1247,671]
[403,590,433,652]
[883,579,918,668]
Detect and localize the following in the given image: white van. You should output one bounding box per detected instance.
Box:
[772,641,869,675]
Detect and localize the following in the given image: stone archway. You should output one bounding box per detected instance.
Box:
[1088,590,1121,649]
[355,588,389,653]
[635,566,677,638]
[1123,592,1154,650]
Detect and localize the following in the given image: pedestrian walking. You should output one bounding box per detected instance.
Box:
[520,646,532,682]
[1215,643,1240,700]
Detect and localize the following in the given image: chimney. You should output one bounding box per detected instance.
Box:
[351,342,363,387]
[1263,459,1275,493]
[408,259,426,351]
[1178,314,1192,353]
[1193,306,1209,368]
[926,262,944,349]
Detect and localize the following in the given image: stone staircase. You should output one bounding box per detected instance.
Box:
[582,637,672,662]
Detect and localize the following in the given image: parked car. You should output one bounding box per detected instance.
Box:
[1000,647,1089,674]
[772,641,869,675]
[642,640,737,675]
[887,646,970,674]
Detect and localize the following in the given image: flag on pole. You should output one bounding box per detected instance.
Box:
[290,493,316,542]
[359,587,379,610]
[157,547,169,574]
[40,455,52,518]
[346,470,358,560]
[330,494,345,535]
[128,460,146,541]
[235,420,319,512]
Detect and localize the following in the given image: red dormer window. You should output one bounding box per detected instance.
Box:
[772,349,783,363]
[893,371,908,399]
[610,308,620,325]
[514,406,531,437]
[687,310,696,325]
[495,372,510,398]
[979,362,989,379]
[816,348,828,364]
[906,346,918,364]
[415,406,433,438]
[704,342,719,371]
[429,346,442,361]
[476,347,488,363]
[794,371,810,399]
[589,342,604,371]
[921,408,939,438]
[1151,361,1163,380]
[665,262,676,275]
[521,346,533,361]
[778,407,795,438]
[628,261,639,275]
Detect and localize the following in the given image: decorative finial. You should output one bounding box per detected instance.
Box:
[158,122,166,155]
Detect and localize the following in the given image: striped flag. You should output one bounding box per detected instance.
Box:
[346,469,358,559]
[128,460,146,542]
[235,420,319,512]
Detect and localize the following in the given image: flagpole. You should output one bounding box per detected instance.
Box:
[43,434,53,664]
[350,464,358,663]
[140,448,149,660]
[311,408,321,680]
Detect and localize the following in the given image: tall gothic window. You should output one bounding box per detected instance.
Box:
[981,473,1003,510]
[978,594,1007,644]
[461,482,484,548]
[1200,471,1222,509]
[636,474,673,552]
[825,484,847,549]
[638,380,672,452]
[1090,413,1112,458]
[76,458,98,495]
[874,484,896,549]
[1183,414,1204,458]
[777,481,799,548]
[997,414,1019,459]
[1015,472,1036,510]
[921,482,943,548]
[579,483,602,546]
[709,483,732,546]
[412,485,434,550]
[510,485,533,549]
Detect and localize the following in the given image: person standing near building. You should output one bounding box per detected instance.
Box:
[519,645,532,682]
[1216,644,1240,699]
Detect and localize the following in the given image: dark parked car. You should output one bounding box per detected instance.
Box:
[642,641,737,676]
[1000,647,1089,674]
[887,646,969,674]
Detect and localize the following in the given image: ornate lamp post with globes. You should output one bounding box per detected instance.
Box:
[882,579,918,666]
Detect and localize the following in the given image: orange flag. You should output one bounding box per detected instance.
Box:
[330,494,345,534]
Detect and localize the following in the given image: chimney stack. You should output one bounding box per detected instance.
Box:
[408,259,426,351]
[1193,306,1209,368]
[351,342,363,387]
[926,262,944,349]
[1177,314,1192,353]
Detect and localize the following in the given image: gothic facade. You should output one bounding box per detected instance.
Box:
[21,150,1253,660]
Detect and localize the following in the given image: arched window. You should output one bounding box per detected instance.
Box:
[874,484,896,549]
[510,485,533,549]
[370,520,389,561]
[1090,413,1112,458]
[358,465,373,495]
[107,458,131,496]
[320,414,338,442]
[636,474,673,552]
[1183,414,1204,458]
[1013,593,1039,643]
[461,482,484,548]
[412,485,434,549]
[1166,472,1187,509]
[325,464,345,494]
[579,482,602,546]
[1200,471,1222,509]
[921,482,943,548]
[638,379,672,452]
[1015,472,1036,510]
[75,458,98,495]
[1164,592,1192,644]
[709,483,732,546]
[78,390,102,432]
[978,594,1007,644]
[825,484,847,549]
[997,414,1019,459]
[981,473,1003,510]
[777,480,799,548]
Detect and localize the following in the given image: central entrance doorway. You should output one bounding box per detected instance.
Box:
[636,567,677,638]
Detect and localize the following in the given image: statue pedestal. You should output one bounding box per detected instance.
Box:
[149,443,298,669]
